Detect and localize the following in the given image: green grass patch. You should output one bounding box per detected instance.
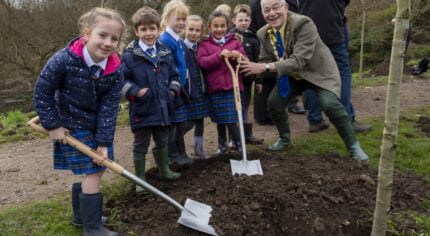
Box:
[0,195,81,236]
[282,106,430,181]
[352,74,389,88]
[0,110,44,144]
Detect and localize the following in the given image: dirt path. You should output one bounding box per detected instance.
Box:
[1,78,429,210]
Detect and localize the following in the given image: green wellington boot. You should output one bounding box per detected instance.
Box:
[153,148,181,180]
[133,152,147,193]
[332,117,369,161]
[268,121,291,151]
[349,142,369,161]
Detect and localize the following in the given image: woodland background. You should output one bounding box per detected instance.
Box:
[0,0,429,112]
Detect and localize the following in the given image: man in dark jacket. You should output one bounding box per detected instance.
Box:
[300,0,371,133]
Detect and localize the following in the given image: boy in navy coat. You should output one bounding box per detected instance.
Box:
[122,7,181,192]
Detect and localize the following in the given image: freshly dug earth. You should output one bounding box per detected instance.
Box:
[416,115,430,136]
[109,152,430,235]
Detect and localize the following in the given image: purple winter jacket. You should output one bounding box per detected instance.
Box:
[197,33,247,94]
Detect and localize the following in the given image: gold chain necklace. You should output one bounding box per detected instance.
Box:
[267,14,291,61]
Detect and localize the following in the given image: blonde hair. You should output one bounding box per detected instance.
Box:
[187,14,206,36]
[78,7,127,42]
[215,4,232,17]
[160,0,190,31]
[233,4,251,18]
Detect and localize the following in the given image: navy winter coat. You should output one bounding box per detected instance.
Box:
[121,40,181,130]
[230,27,260,84]
[184,46,206,100]
[34,37,123,146]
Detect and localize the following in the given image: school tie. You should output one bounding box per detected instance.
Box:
[90,65,102,79]
[275,30,290,99]
[192,43,197,51]
[146,47,156,63]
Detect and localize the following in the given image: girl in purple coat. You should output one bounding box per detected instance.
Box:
[197,11,248,156]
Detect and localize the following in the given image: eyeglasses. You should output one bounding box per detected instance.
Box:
[262,3,285,14]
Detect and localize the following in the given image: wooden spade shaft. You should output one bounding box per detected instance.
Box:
[27,116,185,212]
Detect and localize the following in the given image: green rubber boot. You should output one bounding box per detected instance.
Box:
[153,148,181,180]
[268,121,291,151]
[133,152,147,193]
[349,142,369,161]
[329,113,369,161]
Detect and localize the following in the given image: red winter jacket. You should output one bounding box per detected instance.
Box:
[197,33,247,94]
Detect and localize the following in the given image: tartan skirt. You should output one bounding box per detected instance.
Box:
[186,97,209,120]
[53,129,114,175]
[209,90,243,124]
[173,104,188,123]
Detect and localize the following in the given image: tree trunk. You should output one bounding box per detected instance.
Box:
[371,0,411,236]
[359,0,366,79]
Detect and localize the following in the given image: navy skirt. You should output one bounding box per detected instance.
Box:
[186,97,209,120]
[173,104,188,123]
[209,90,243,124]
[53,129,114,175]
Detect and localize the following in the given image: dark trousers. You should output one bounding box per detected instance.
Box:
[268,78,357,147]
[168,122,188,157]
[132,126,170,155]
[254,77,276,123]
[304,41,355,124]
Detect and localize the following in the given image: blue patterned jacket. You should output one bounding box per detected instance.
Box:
[34,37,123,146]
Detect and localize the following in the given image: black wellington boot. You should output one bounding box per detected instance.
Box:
[244,123,263,144]
[72,183,107,227]
[80,193,118,236]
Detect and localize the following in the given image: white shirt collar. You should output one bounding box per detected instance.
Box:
[138,40,157,53]
[184,38,196,49]
[214,36,225,45]
[166,27,181,42]
[83,45,107,70]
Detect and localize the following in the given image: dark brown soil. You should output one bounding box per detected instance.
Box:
[108,152,430,236]
[370,58,413,76]
[416,116,430,136]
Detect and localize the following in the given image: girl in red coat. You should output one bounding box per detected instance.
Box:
[197,11,248,156]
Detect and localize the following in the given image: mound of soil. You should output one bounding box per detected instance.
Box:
[370,58,413,76]
[108,152,430,235]
[416,116,430,136]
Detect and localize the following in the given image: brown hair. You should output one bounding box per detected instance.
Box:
[233,4,251,18]
[131,6,161,30]
[208,10,229,26]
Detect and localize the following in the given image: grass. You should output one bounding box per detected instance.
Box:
[352,74,389,88]
[283,106,430,181]
[0,110,45,144]
[0,194,81,236]
[1,106,430,235]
